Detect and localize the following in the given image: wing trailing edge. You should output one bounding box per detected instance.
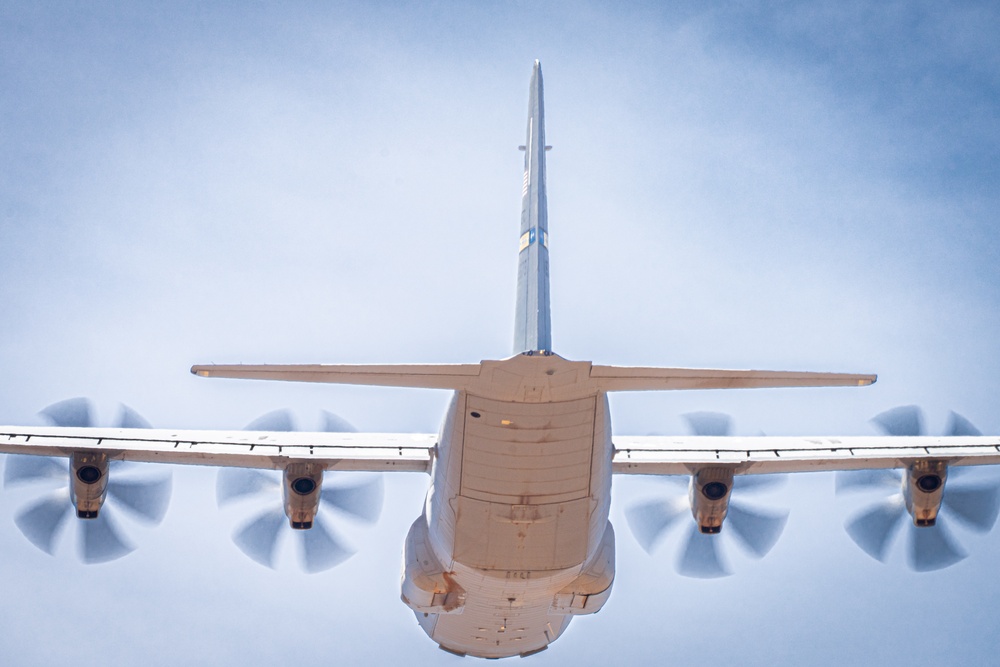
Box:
[612,435,1000,476]
[0,427,435,473]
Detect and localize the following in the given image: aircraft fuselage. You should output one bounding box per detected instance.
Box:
[401,353,616,658]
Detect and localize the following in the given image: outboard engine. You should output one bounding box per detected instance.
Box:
[71,451,109,519]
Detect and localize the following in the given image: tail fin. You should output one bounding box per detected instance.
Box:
[513,60,552,354]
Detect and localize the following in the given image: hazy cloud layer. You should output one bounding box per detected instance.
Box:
[2,3,999,665]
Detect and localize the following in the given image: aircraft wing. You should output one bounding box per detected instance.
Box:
[613,435,1000,475]
[0,426,436,473]
[6,426,999,477]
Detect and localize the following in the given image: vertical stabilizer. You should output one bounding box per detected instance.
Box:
[513,60,552,354]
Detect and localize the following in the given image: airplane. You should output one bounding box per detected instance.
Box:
[2,60,1000,660]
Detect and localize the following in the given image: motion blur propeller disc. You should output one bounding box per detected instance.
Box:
[3,398,172,563]
[625,412,789,578]
[836,407,999,572]
[216,410,383,573]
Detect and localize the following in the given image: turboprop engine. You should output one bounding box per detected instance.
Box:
[214,410,384,573]
[688,467,734,534]
[903,460,946,527]
[2,399,173,564]
[836,406,1000,571]
[625,412,790,578]
[283,462,323,529]
[70,451,109,519]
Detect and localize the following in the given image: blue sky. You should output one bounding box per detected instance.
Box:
[2,2,999,664]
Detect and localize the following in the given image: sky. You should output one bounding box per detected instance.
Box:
[2,1,999,664]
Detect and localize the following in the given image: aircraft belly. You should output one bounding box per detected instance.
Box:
[452,496,591,571]
[413,388,615,658]
[410,523,617,659]
[453,395,597,572]
[425,564,577,659]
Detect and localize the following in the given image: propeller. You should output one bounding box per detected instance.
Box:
[625,412,789,578]
[3,398,172,563]
[216,410,383,573]
[836,406,1000,572]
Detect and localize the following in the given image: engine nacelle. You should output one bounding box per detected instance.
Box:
[71,451,109,519]
[283,462,323,529]
[904,460,947,527]
[689,467,734,534]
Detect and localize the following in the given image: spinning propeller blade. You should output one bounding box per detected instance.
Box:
[216,410,382,573]
[107,477,172,524]
[947,411,981,436]
[683,411,732,437]
[838,407,999,571]
[677,527,729,579]
[320,479,384,524]
[844,496,907,561]
[322,410,357,433]
[624,497,688,553]
[14,489,73,554]
[217,468,281,505]
[302,520,354,573]
[117,405,152,429]
[80,512,135,564]
[4,454,66,487]
[733,474,786,493]
[233,507,287,568]
[835,469,901,495]
[908,519,966,572]
[871,405,923,436]
[39,397,93,427]
[942,485,1000,532]
[3,399,171,563]
[726,501,788,558]
[245,409,295,432]
[627,412,788,577]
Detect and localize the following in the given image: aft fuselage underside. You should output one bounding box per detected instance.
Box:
[405,383,614,658]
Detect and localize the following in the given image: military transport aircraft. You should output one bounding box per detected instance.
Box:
[2,61,1000,660]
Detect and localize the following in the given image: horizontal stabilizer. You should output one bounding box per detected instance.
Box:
[590,365,876,391]
[192,363,482,389]
[193,356,874,397]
